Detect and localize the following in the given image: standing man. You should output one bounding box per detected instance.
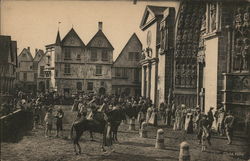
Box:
[44,108,53,137]
[180,104,187,130]
[224,111,235,145]
[171,100,176,126]
[217,108,226,136]
[165,102,172,127]
[207,107,214,129]
[55,107,64,137]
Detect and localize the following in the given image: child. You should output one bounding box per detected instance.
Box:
[44,108,53,137]
[55,108,64,137]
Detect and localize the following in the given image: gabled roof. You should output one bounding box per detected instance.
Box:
[0,35,11,64]
[87,30,114,50]
[114,33,142,64]
[37,51,47,64]
[61,28,85,47]
[33,49,45,62]
[140,5,167,31]
[18,48,33,61]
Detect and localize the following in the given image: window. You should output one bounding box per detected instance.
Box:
[102,50,108,61]
[55,70,58,77]
[134,68,140,82]
[76,82,82,91]
[128,52,134,61]
[19,62,21,67]
[122,68,128,77]
[30,65,33,70]
[87,82,93,90]
[40,66,44,77]
[96,65,102,75]
[91,49,97,61]
[64,48,71,60]
[135,52,140,61]
[115,68,121,77]
[101,81,105,86]
[23,72,27,81]
[34,73,37,80]
[64,64,71,74]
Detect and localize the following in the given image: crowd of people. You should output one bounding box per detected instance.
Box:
[1,90,238,152]
[156,102,236,151]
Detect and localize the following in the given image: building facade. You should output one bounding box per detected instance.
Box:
[43,22,113,96]
[0,35,17,96]
[16,47,39,93]
[112,33,142,96]
[139,5,175,107]
[139,1,250,133]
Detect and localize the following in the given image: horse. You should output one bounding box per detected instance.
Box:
[107,108,126,142]
[70,110,125,155]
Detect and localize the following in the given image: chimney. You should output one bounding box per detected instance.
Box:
[98,22,103,30]
[27,47,30,51]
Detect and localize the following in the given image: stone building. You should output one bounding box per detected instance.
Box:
[0,35,17,96]
[16,47,41,93]
[139,1,250,132]
[139,5,175,106]
[37,51,48,93]
[112,33,142,96]
[43,22,113,96]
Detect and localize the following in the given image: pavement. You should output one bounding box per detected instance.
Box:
[1,105,249,161]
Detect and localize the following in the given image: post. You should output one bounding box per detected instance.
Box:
[179,141,190,161]
[155,129,164,149]
[129,117,136,131]
[139,122,147,138]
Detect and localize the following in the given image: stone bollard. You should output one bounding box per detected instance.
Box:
[129,117,136,130]
[139,122,147,138]
[155,129,165,149]
[179,141,190,161]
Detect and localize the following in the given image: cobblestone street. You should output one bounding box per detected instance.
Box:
[1,106,249,161]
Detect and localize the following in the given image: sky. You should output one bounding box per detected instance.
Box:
[1,0,178,60]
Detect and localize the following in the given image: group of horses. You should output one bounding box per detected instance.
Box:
[70,104,140,155]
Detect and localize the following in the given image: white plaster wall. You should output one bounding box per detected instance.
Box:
[204,37,218,113]
[150,63,156,104]
[158,54,166,104]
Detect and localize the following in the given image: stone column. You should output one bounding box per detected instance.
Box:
[148,64,151,99]
[142,66,147,97]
